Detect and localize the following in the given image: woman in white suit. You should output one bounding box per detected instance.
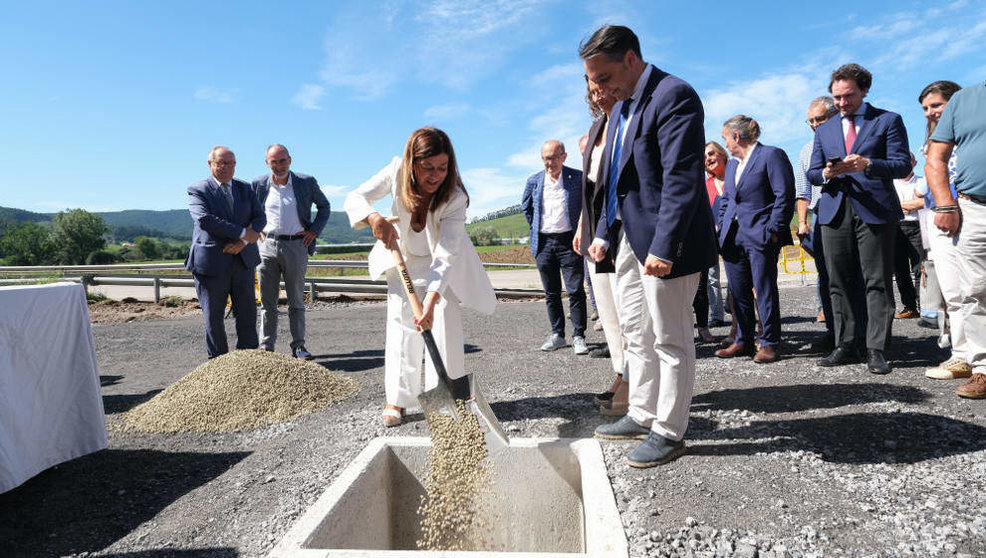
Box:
[344,127,496,427]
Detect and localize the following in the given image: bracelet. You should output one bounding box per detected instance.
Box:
[934,205,959,213]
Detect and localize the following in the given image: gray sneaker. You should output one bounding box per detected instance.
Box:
[540,333,566,351]
[293,346,312,360]
[573,336,589,355]
[627,432,685,468]
[594,415,650,440]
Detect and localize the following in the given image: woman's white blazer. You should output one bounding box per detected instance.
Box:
[344,157,497,315]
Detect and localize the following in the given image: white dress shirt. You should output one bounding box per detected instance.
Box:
[540,171,571,233]
[262,175,305,236]
[735,142,760,184]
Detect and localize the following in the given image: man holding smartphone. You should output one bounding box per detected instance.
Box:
[807,64,912,374]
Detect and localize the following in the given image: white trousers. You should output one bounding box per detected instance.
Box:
[384,256,464,409]
[585,256,625,375]
[955,197,986,372]
[615,232,700,441]
[928,220,968,361]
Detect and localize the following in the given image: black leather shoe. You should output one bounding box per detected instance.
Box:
[818,345,860,367]
[867,349,892,375]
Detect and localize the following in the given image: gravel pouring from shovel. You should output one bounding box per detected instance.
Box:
[388,243,509,456]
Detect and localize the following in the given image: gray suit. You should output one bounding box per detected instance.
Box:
[252,171,331,352]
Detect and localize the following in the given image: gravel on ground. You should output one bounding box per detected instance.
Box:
[1,286,984,557]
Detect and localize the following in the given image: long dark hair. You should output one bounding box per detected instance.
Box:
[918,80,962,143]
[398,127,468,213]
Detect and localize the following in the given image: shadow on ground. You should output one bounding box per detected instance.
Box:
[320,344,483,372]
[99,550,238,557]
[688,411,986,464]
[0,449,249,557]
[102,389,163,414]
[692,383,929,413]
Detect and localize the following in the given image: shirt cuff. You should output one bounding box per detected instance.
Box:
[591,238,610,251]
[648,253,671,264]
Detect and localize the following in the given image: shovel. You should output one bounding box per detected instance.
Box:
[387,240,509,455]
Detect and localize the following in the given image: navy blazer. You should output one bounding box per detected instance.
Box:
[521,166,583,257]
[807,102,910,225]
[717,144,796,249]
[185,177,265,277]
[595,65,717,278]
[252,171,332,256]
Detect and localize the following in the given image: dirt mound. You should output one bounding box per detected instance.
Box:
[116,350,359,433]
[477,246,535,265]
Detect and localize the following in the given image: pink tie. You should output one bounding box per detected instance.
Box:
[845,115,856,154]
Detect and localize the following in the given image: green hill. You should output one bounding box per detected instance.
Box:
[466,212,530,239]
[0,206,374,244]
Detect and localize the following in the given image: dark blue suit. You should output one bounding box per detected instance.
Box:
[808,102,911,351]
[522,166,586,338]
[717,144,795,347]
[594,68,718,277]
[185,176,266,358]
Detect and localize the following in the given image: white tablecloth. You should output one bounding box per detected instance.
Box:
[0,282,108,493]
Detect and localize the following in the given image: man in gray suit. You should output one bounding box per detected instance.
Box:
[252,144,331,359]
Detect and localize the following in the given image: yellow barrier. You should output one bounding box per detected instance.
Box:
[781,240,813,275]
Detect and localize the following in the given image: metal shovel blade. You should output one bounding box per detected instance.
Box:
[465,388,510,456]
[418,380,462,423]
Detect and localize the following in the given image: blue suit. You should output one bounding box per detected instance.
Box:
[185,176,266,358]
[717,144,796,347]
[252,171,331,256]
[594,68,718,277]
[521,166,587,338]
[807,102,911,351]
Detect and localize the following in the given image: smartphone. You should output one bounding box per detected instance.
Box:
[827,156,843,165]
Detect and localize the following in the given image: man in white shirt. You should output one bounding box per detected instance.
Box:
[892,153,927,319]
[521,140,588,355]
[252,144,331,360]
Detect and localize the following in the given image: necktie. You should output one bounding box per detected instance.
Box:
[606,100,632,226]
[844,115,856,155]
[221,184,234,213]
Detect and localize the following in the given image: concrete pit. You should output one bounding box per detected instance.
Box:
[270,437,627,557]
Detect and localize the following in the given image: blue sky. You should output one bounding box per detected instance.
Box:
[2,0,984,221]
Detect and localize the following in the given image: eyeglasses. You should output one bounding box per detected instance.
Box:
[211,160,236,167]
[542,155,564,162]
[806,110,838,126]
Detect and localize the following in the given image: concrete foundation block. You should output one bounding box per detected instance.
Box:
[270,436,627,557]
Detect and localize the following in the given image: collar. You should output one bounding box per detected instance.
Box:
[210,176,230,189]
[740,142,760,166]
[271,172,293,188]
[628,64,653,106]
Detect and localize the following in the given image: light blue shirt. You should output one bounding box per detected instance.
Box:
[796,141,823,212]
[930,81,986,198]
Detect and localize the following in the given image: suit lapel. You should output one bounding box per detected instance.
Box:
[735,145,762,194]
[615,66,663,187]
[208,179,233,219]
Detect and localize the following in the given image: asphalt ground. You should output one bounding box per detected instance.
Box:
[1,282,984,557]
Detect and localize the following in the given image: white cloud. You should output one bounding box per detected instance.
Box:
[318,184,351,197]
[194,86,235,104]
[291,84,325,111]
[423,103,471,122]
[461,167,529,219]
[702,72,822,146]
[312,1,549,100]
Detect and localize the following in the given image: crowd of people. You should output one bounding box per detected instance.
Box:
[183,24,986,468]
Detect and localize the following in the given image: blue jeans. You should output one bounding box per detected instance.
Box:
[535,231,586,338]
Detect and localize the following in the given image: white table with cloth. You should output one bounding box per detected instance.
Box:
[0,282,108,493]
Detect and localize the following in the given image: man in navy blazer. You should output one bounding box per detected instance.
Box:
[185,146,266,358]
[715,115,795,364]
[521,140,588,355]
[252,144,331,360]
[582,25,717,467]
[808,64,911,374]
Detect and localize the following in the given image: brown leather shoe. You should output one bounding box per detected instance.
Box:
[956,373,986,399]
[753,345,779,363]
[715,343,755,358]
[895,308,919,319]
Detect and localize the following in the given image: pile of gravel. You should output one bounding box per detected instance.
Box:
[116,350,359,433]
[417,401,493,551]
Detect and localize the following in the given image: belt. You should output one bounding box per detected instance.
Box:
[540,230,573,237]
[273,233,305,241]
[958,192,986,205]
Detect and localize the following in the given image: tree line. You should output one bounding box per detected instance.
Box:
[0,209,188,265]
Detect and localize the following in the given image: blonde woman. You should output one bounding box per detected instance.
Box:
[344,127,496,426]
